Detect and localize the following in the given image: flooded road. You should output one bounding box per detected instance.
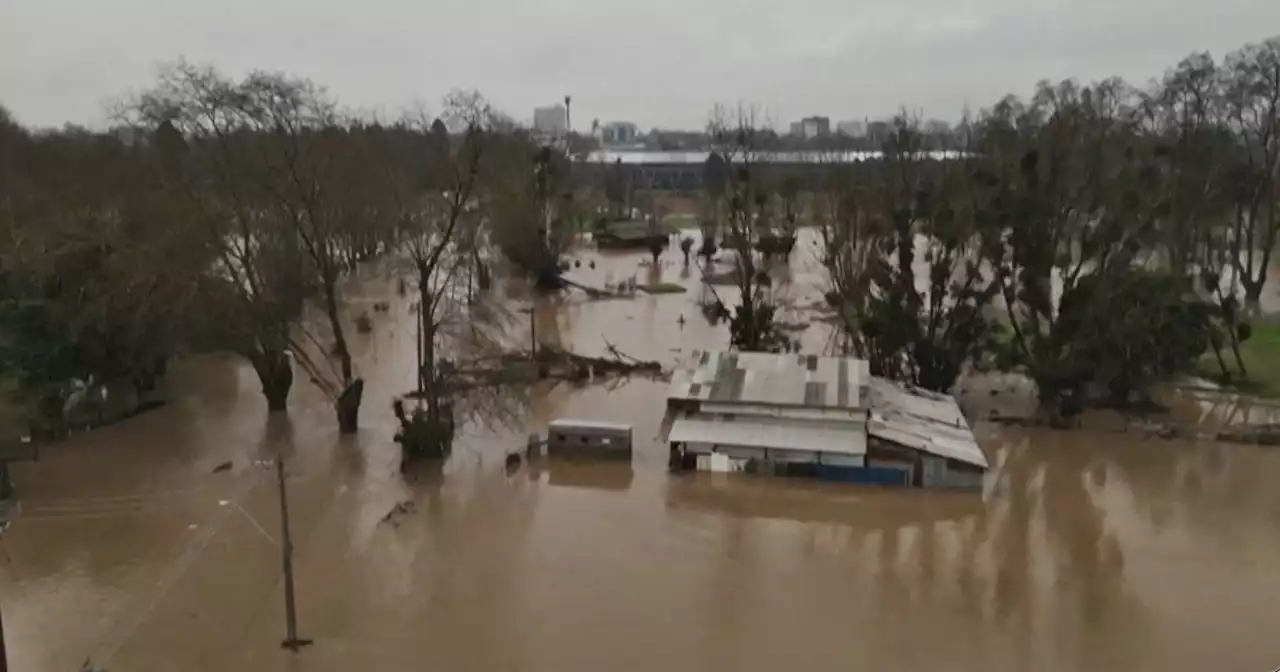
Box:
[4,231,1280,671]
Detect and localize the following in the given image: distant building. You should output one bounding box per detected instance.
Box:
[663,350,988,489]
[797,116,830,139]
[599,121,640,147]
[789,121,804,137]
[924,119,953,136]
[647,129,707,150]
[836,119,866,137]
[533,104,567,134]
[865,120,894,144]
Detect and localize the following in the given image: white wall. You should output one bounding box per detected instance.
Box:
[817,453,865,467]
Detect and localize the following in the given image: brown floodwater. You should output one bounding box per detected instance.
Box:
[4,231,1280,672]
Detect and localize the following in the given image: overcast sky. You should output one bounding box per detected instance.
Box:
[3,0,1277,131]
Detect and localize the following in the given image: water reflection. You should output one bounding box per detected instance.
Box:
[541,459,635,492]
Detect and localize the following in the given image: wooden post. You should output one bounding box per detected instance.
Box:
[276,456,311,651]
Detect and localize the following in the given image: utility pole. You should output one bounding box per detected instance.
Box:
[1,590,8,672]
[276,455,311,651]
[523,306,537,360]
[563,95,572,141]
[0,443,30,672]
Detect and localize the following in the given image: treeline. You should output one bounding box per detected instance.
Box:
[0,62,567,437]
[810,35,1280,416]
[2,34,1277,434]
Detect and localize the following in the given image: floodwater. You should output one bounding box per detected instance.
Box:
[4,230,1280,672]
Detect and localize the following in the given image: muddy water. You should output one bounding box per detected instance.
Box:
[4,232,1280,672]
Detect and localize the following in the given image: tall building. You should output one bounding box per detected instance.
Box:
[599,121,640,146]
[800,116,831,138]
[533,104,567,134]
[836,119,866,137]
[789,116,831,139]
[864,120,893,144]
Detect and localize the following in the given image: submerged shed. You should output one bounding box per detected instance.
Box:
[662,350,988,491]
[865,378,988,490]
[593,219,674,249]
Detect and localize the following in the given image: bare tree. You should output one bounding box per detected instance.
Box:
[1220,38,1280,305]
[1139,52,1250,378]
[705,104,793,353]
[382,98,499,459]
[130,62,373,425]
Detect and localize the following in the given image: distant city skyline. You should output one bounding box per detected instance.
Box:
[3,0,1277,131]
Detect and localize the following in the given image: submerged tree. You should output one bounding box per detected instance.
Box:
[700,151,728,260]
[130,62,376,427]
[1057,270,1215,407]
[378,94,509,461]
[821,117,998,392]
[488,137,576,289]
[0,118,207,431]
[706,105,793,353]
[972,79,1200,414]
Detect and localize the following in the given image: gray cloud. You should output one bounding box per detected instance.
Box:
[2,0,1276,130]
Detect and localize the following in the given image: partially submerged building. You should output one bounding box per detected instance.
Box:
[663,350,988,490]
[592,219,675,250]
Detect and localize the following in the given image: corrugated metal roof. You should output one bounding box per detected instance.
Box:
[549,419,633,433]
[866,378,987,469]
[699,403,868,423]
[668,350,867,409]
[668,416,867,456]
[600,219,675,239]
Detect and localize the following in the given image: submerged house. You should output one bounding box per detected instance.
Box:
[593,219,674,250]
[663,350,988,490]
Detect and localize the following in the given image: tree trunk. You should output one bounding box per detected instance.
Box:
[1229,336,1249,379]
[1210,341,1230,379]
[335,378,364,434]
[253,350,294,413]
[1243,280,1263,305]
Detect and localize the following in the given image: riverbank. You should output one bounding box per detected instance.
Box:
[1196,320,1280,398]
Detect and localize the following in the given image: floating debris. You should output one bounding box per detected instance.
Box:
[211,461,233,474]
[379,499,417,527]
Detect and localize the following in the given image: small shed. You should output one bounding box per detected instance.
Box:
[593,219,674,249]
[866,378,988,490]
[667,415,867,468]
[547,419,634,460]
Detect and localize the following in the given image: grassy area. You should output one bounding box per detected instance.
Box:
[637,282,688,295]
[1195,320,1280,397]
[661,213,701,230]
